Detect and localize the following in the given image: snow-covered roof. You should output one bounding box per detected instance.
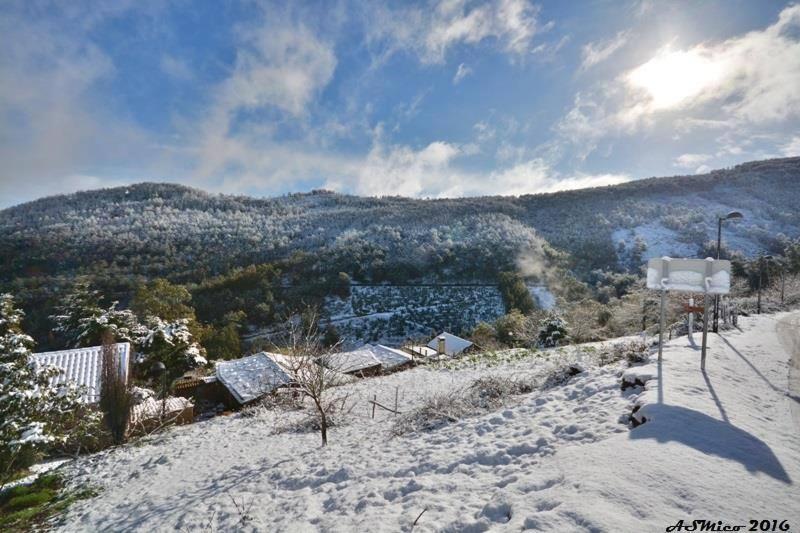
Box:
[427,332,473,356]
[216,352,292,405]
[32,343,131,403]
[131,396,194,425]
[370,344,413,369]
[325,346,383,374]
[406,345,438,357]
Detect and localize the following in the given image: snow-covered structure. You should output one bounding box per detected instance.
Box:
[426,332,473,356]
[404,344,438,358]
[324,347,383,376]
[215,352,292,406]
[368,344,413,371]
[32,342,131,403]
[131,396,194,427]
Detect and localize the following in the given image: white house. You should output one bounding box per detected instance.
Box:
[32,342,131,404]
[426,332,473,356]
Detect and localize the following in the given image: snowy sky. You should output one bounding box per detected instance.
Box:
[1,0,799,207]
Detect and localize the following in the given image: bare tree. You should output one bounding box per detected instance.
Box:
[277,312,348,447]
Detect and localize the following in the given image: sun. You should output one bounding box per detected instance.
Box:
[626,46,724,110]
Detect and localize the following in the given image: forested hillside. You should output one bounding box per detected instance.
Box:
[3,157,799,284]
[1,157,799,348]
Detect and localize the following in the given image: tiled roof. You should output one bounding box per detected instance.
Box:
[370,344,412,369]
[32,343,131,403]
[131,396,194,424]
[325,347,383,374]
[215,352,292,405]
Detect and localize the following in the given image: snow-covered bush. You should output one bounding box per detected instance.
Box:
[538,314,569,347]
[540,363,584,389]
[0,294,96,482]
[597,339,650,366]
[393,374,537,435]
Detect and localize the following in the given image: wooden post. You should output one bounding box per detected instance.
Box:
[701,293,710,371]
[394,387,399,416]
[371,394,376,419]
[658,290,666,362]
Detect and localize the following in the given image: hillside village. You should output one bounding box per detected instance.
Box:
[3,1,800,529]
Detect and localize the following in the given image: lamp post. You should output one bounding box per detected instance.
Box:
[713,211,743,332]
[153,361,167,417]
[757,255,773,314]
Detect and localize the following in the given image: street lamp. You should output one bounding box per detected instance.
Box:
[713,211,743,331]
[153,361,167,418]
[757,255,773,314]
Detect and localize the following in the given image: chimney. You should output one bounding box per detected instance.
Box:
[437,335,446,355]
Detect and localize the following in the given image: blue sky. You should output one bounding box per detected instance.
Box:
[1,0,799,207]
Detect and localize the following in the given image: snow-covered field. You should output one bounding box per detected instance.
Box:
[56,313,800,532]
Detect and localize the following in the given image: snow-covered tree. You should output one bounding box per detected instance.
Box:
[75,303,140,347]
[538,314,569,348]
[52,281,139,347]
[51,280,103,346]
[0,294,90,482]
[135,317,206,378]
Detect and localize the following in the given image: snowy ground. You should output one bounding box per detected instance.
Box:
[56,313,800,532]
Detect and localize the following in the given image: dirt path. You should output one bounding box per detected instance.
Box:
[776,312,800,430]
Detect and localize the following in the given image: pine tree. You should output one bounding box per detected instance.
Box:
[135,317,207,379]
[538,314,569,348]
[0,294,89,483]
[51,280,103,347]
[52,281,139,347]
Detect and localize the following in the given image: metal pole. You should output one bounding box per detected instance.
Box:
[757,264,763,314]
[713,217,722,333]
[658,290,666,362]
[701,294,710,370]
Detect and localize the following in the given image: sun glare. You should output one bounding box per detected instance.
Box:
[626,47,724,110]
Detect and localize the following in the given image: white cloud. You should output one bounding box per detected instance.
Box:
[352,140,463,197]
[625,6,800,123]
[580,31,628,70]
[673,153,711,169]
[221,25,336,118]
[333,140,630,198]
[160,55,193,80]
[780,136,800,157]
[694,164,711,174]
[556,5,800,161]
[192,16,337,181]
[453,62,473,83]
[0,5,155,205]
[366,0,545,65]
[555,5,800,164]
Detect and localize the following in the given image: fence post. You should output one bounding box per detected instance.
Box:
[372,394,376,419]
[394,387,399,416]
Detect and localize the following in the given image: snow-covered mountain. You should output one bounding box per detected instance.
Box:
[2,157,799,286]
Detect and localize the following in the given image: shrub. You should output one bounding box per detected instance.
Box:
[597,339,650,366]
[393,374,537,435]
[538,314,569,347]
[6,491,56,511]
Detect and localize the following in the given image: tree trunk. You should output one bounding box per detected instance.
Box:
[320,411,328,447]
